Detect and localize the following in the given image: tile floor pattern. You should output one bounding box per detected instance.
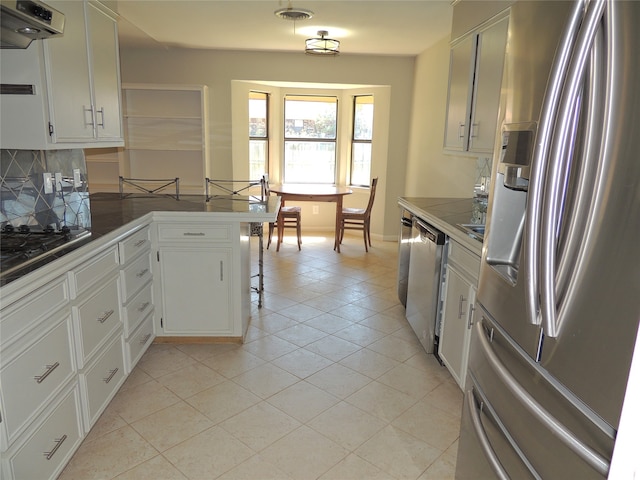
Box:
[59,232,462,480]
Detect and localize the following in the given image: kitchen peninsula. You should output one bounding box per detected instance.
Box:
[0,193,279,480]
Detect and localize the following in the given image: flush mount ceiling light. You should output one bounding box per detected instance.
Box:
[305,30,340,56]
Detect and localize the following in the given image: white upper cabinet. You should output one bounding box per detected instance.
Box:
[444,15,509,154]
[0,0,123,150]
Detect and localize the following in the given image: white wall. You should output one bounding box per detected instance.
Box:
[118,48,414,239]
[404,35,477,198]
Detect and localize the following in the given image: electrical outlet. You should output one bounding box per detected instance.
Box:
[43,173,53,194]
[313,205,319,214]
[73,168,82,187]
[54,172,63,190]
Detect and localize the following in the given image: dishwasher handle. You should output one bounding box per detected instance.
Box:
[414,218,446,245]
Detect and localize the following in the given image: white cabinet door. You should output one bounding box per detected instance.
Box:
[87,2,122,141]
[468,16,509,153]
[439,265,475,389]
[444,15,508,155]
[158,246,232,335]
[444,35,475,152]
[45,0,93,143]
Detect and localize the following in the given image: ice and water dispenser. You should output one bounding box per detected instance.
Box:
[485,123,536,285]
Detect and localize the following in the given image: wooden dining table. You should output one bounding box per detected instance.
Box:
[270,184,353,253]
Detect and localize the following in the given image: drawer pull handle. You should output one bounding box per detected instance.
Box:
[97,309,114,324]
[103,368,119,384]
[34,362,60,384]
[183,232,205,236]
[134,239,147,247]
[137,301,150,312]
[43,434,67,460]
[140,333,152,345]
[136,268,149,278]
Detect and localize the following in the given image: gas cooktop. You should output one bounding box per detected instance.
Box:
[0,224,92,283]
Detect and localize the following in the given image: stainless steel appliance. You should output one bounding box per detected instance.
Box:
[0,0,65,49]
[405,217,445,355]
[397,208,413,306]
[456,0,640,478]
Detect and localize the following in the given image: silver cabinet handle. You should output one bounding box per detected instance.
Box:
[134,239,147,248]
[137,301,150,312]
[136,268,149,278]
[183,232,205,236]
[139,333,152,345]
[467,303,476,330]
[458,122,465,139]
[34,362,60,384]
[43,434,67,460]
[96,107,105,128]
[97,309,114,324]
[103,368,119,384]
[470,122,479,138]
[83,105,94,127]
[458,294,467,319]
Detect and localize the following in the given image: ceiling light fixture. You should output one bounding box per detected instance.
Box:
[305,30,340,56]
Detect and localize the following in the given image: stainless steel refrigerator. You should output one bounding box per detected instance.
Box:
[456,0,640,478]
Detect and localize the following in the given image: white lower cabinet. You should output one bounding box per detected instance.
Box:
[439,240,480,389]
[125,311,155,370]
[2,384,83,480]
[79,334,126,429]
[158,246,232,335]
[155,221,242,337]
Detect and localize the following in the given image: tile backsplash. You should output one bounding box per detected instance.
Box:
[0,149,91,230]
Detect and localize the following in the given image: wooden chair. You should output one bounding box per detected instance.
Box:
[264,181,302,251]
[339,177,378,252]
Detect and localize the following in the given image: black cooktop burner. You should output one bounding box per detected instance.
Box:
[0,224,91,281]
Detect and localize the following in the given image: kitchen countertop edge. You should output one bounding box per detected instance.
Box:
[398,197,483,257]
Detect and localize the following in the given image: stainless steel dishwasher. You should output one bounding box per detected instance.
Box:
[405,217,446,355]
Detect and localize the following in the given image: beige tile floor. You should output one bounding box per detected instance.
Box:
[59,231,462,480]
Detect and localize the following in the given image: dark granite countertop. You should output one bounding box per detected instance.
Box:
[1,193,279,288]
[398,197,483,256]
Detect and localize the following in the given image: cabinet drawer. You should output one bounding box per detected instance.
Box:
[120,253,152,303]
[0,316,76,446]
[122,281,153,336]
[0,277,69,346]
[7,386,83,480]
[69,245,119,298]
[73,276,122,367]
[448,241,481,282]
[80,335,125,429]
[119,225,151,264]
[125,312,154,372]
[157,223,231,243]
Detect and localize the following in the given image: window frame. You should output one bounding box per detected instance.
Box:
[249,91,269,180]
[350,94,374,187]
[283,94,339,184]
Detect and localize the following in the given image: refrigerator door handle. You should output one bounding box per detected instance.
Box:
[539,0,606,338]
[475,321,610,476]
[465,389,511,480]
[524,0,587,327]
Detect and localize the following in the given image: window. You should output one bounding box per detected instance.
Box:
[249,91,268,179]
[350,95,374,186]
[284,95,337,184]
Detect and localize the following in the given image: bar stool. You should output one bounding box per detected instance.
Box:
[119,176,180,199]
[205,178,266,307]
